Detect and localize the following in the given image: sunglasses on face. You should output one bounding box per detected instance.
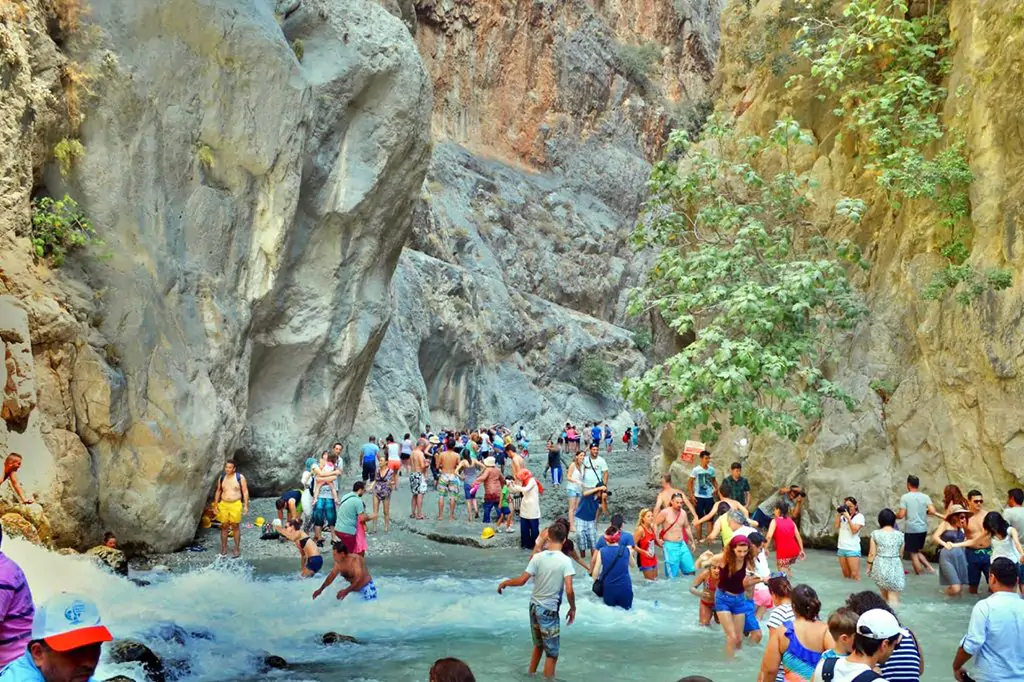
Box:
[971,499,983,504]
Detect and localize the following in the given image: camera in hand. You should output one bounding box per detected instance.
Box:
[837,505,848,514]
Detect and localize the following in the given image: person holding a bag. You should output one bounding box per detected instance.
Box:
[590,526,634,610]
[656,492,697,578]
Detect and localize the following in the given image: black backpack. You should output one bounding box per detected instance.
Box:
[819,658,881,682]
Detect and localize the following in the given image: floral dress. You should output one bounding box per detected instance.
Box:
[374,467,394,501]
[871,529,905,592]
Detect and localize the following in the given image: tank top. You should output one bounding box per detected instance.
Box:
[567,465,582,488]
[719,562,747,594]
[721,518,734,545]
[991,533,1022,562]
[637,527,657,568]
[774,517,800,559]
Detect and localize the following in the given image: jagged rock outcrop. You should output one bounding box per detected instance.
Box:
[0,0,432,550]
[658,0,1024,540]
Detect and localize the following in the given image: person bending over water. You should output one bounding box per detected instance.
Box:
[312,542,377,602]
[278,519,323,577]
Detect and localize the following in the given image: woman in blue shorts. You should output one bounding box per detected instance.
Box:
[713,535,761,657]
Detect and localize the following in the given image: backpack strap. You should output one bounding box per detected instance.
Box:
[820,657,839,682]
[850,671,881,682]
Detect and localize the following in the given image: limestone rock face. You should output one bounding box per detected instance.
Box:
[0,0,432,550]
[655,0,1024,540]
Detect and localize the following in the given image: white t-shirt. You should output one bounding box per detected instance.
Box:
[516,478,541,520]
[387,442,400,461]
[582,455,608,487]
[526,550,575,611]
[753,550,770,579]
[812,657,889,682]
[838,512,865,552]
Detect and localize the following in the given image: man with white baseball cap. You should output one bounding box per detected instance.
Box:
[811,608,907,682]
[0,592,112,682]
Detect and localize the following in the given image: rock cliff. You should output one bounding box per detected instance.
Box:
[0,0,432,550]
[659,0,1024,539]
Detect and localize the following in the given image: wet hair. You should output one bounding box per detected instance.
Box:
[767,575,791,598]
[991,557,1019,588]
[547,523,567,544]
[906,474,919,488]
[275,498,287,510]
[943,484,968,509]
[791,584,822,621]
[288,519,302,530]
[983,511,1009,539]
[827,607,859,639]
[1010,488,1024,506]
[967,489,983,501]
[844,590,891,616]
[332,541,348,555]
[716,501,731,516]
[429,657,476,682]
[352,481,366,493]
[877,508,897,528]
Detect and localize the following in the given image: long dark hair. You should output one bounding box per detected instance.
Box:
[792,584,822,621]
[983,511,1010,539]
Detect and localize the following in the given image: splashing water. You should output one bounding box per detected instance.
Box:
[5,536,978,681]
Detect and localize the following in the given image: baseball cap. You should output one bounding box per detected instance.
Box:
[856,609,909,640]
[32,593,113,651]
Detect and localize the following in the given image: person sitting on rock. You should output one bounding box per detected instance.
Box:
[0,592,113,681]
[312,541,376,602]
[0,454,33,506]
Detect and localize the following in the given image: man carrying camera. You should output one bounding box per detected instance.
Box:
[582,445,609,523]
[835,497,865,581]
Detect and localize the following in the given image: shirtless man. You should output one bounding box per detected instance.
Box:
[409,443,429,520]
[654,473,697,521]
[656,493,697,578]
[436,439,461,521]
[507,443,526,477]
[964,489,992,594]
[0,454,33,505]
[213,460,249,558]
[312,541,377,602]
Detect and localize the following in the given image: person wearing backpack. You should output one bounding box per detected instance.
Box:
[213,460,249,558]
[811,608,906,682]
[589,525,634,610]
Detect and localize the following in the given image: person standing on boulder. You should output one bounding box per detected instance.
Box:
[213,460,249,558]
[0,521,34,668]
[0,454,33,505]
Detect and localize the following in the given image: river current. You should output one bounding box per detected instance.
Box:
[7,527,977,682]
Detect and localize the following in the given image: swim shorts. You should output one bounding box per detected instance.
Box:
[360,579,378,601]
[663,540,696,578]
[966,548,992,588]
[409,472,428,495]
[529,603,560,658]
[312,497,337,529]
[387,460,401,471]
[695,497,714,518]
[216,500,243,525]
[576,519,597,552]
[438,473,460,499]
[306,555,324,575]
[335,531,358,554]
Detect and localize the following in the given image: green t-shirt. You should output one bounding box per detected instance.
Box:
[720,475,750,502]
[336,492,365,535]
[500,485,509,507]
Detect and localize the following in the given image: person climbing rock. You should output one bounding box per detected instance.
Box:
[0,454,33,506]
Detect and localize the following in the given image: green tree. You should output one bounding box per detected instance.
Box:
[579,357,614,396]
[624,118,868,443]
[30,195,97,266]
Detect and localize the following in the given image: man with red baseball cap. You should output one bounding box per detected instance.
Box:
[0,592,112,682]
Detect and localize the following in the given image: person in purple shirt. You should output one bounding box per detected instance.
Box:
[0,522,34,668]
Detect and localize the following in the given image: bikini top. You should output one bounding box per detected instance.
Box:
[782,620,824,677]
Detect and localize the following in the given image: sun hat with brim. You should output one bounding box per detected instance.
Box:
[945,504,970,520]
[856,608,910,640]
[483,456,496,467]
[428,436,441,444]
[33,593,113,652]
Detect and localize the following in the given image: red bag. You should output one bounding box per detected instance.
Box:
[622,431,629,444]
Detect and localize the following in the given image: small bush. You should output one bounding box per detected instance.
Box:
[61,61,92,130]
[869,378,896,403]
[53,138,85,176]
[197,144,214,169]
[52,0,83,35]
[291,39,304,62]
[632,329,652,352]
[615,41,661,83]
[30,195,97,266]
[579,357,614,396]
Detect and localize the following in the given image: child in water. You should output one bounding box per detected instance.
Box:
[689,564,720,626]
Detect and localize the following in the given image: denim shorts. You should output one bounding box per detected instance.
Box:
[529,603,561,658]
[566,485,582,498]
[714,589,759,634]
[837,549,862,558]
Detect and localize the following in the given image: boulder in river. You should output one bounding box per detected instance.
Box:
[0,512,41,545]
[321,632,361,645]
[104,677,137,682]
[107,639,165,682]
[86,545,129,576]
[261,654,288,671]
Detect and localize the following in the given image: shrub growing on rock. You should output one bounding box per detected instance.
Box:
[579,357,613,396]
[30,194,98,266]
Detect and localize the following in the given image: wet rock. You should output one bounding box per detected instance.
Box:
[261,655,288,670]
[104,677,137,682]
[86,545,129,576]
[145,623,190,647]
[130,578,151,587]
[0,512,41,545]
[56,547,80,555]
[321,632,361,645]
[107,639,165,682]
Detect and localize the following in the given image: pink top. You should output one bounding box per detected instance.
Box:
[773,517,800,560]
[0,553,34,666]
[567,429,577,439]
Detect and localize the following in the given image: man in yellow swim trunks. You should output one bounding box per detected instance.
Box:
[214,460,249,558]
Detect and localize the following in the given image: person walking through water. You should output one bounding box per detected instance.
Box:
[213,460,249,558]
[634,508,659,580]
[760,584,831,681]
[497,522,576,678]
[371,453,397,533]
[867,508,905,607]
[590,526,634,610]
[932,504,971,597]
[896,474,938,575]
[656,492,696,579]
[765,500,804,576]
[277,519,324,577]
[312,541,377,602]
[964,489,993,595]
[983,511,1024,587]
[834,497,864,580]
[711,535,762,658]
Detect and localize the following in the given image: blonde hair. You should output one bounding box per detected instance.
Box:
[635,507,653,536]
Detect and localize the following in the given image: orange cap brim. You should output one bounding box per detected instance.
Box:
[44,625,113,652]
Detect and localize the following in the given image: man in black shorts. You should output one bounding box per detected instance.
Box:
[896,474,938,574]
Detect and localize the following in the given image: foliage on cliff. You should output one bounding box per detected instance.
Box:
[625,119,867,443]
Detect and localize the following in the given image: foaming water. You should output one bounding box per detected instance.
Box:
[5,537,979,681]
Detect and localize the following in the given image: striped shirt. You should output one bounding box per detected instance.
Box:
[881,628,922,682]
[0,553,33,667]
[765,603,795,682]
